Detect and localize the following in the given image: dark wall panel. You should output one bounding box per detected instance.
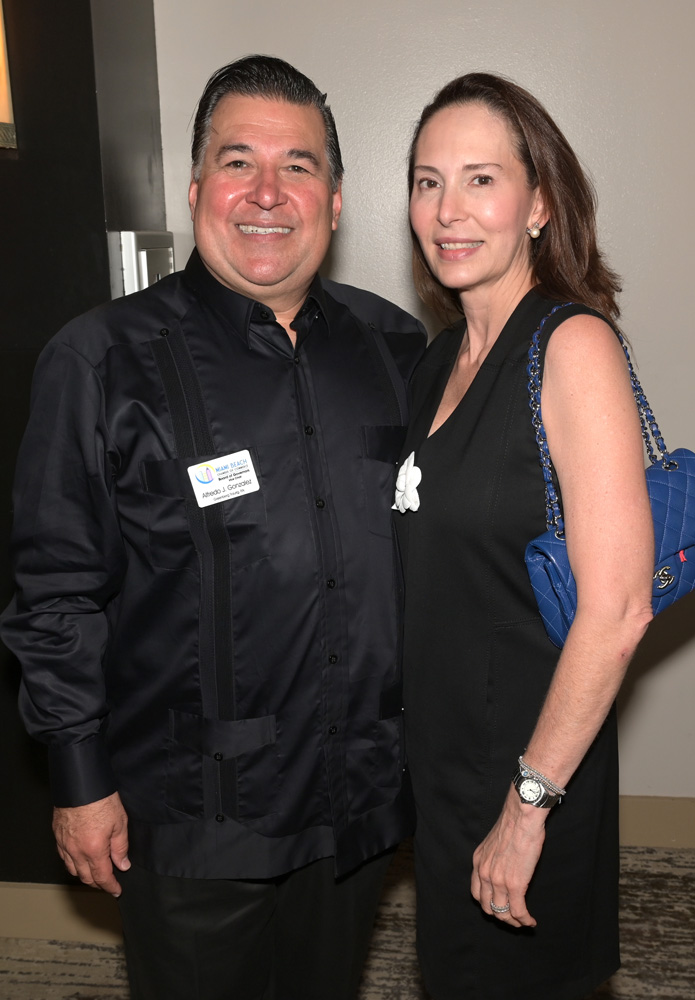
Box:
[1,1,111,352]
[91,0,166,232]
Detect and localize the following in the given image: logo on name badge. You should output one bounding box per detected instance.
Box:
[194,465,215,484]
[187,449,260,508]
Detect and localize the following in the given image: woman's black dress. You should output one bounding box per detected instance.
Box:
[395,290,620,1000]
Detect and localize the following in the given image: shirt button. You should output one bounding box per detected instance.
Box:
[215,814,225,823]
[326,578,336,589]
[304,425,314,435]
[259,309,271,320]
[328,725,338,735]
[315,498,325,509]
[213,752,223,761]
[328,653,338,664]
[294,356,301,365]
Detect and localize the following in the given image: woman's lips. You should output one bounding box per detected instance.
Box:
[437,240,483,250]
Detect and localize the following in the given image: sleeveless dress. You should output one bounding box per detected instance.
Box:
[395,289,620,1000]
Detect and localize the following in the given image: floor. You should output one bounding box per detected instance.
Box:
[0,844,693,999]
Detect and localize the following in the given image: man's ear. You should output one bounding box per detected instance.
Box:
[188,170,199,222]
[331,184,342,231]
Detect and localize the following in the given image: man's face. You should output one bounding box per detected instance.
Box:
[189,95,341,313]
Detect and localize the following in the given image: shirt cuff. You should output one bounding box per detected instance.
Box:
[49,734,118,807]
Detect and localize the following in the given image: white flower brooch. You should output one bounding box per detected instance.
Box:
[392,451,422,514]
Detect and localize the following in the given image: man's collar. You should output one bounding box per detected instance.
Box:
[183,248,329,344]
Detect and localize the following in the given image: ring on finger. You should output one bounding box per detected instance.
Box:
[490,899,510,914]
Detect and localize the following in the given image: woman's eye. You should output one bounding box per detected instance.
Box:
[417,178,439,190]
[472,175,493,186]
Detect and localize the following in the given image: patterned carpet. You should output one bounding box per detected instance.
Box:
[0,844,693,999]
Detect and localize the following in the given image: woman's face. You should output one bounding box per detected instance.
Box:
[410,102,545,302]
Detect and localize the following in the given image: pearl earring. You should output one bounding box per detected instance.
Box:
[527,223,541,239]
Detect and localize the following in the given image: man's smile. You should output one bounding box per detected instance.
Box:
[237,224,293,234]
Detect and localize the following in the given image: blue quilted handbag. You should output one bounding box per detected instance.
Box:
[525,304,695,648]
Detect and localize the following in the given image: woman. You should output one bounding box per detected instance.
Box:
[394,74,654,1000]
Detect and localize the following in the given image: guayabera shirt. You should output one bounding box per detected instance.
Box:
[2,250,425,878]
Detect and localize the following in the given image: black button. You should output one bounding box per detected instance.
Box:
[294,356,301,365]
[328,725,338,735]
[214,752,223,761]
[259,309,270,320]
[328,653,338,664]
[326,578,336,589]
[315,498,325,509]
[215,813,225,822]
[304,425,314,436]
[159,328,169,337]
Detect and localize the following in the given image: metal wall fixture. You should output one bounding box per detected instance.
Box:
[107,231,175,298]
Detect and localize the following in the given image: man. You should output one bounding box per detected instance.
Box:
[1,56,425,1000]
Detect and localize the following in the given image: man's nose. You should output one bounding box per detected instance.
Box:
[247,168,287,210]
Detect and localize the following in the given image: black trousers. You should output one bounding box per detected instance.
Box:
[116,851,393,1000]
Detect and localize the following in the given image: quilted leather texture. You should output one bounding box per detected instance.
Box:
[525,531,577,648]
[526,448,695,647]
[649,448,695,612]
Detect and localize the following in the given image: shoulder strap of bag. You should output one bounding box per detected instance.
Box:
[527,303,676,537]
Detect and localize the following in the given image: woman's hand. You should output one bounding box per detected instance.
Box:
[471,786,548,928]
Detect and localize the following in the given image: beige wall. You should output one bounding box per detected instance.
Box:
[152,0,695,797]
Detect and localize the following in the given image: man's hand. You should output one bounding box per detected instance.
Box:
[53,792,130,897]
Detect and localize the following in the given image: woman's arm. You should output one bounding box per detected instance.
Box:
[470,314,654,928]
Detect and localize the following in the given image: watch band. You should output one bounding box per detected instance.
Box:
[512,765,562,808]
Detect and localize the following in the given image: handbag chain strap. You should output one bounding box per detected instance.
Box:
[618,334,677,471]
[526,302,677,538]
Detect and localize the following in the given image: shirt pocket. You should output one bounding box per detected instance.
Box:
[141,448,269,570]
[346,679,405,815]
[360,425,407,538]
[163,708,277,822]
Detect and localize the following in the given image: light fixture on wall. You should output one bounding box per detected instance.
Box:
[0,0,16,149]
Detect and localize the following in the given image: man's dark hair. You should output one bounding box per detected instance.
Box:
[191,54,344,191]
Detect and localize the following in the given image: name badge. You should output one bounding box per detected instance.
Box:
[187,450,260,508]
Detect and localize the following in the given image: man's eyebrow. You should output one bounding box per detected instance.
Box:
[286,148,320,168]
[214,144,321,169]
[215,143,253,162]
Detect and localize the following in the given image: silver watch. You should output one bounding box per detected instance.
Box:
[512,766,562,808]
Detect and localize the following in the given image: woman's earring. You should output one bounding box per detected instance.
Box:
[527,223,541,239]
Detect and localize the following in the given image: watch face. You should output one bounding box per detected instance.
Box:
[519,778,542,803]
